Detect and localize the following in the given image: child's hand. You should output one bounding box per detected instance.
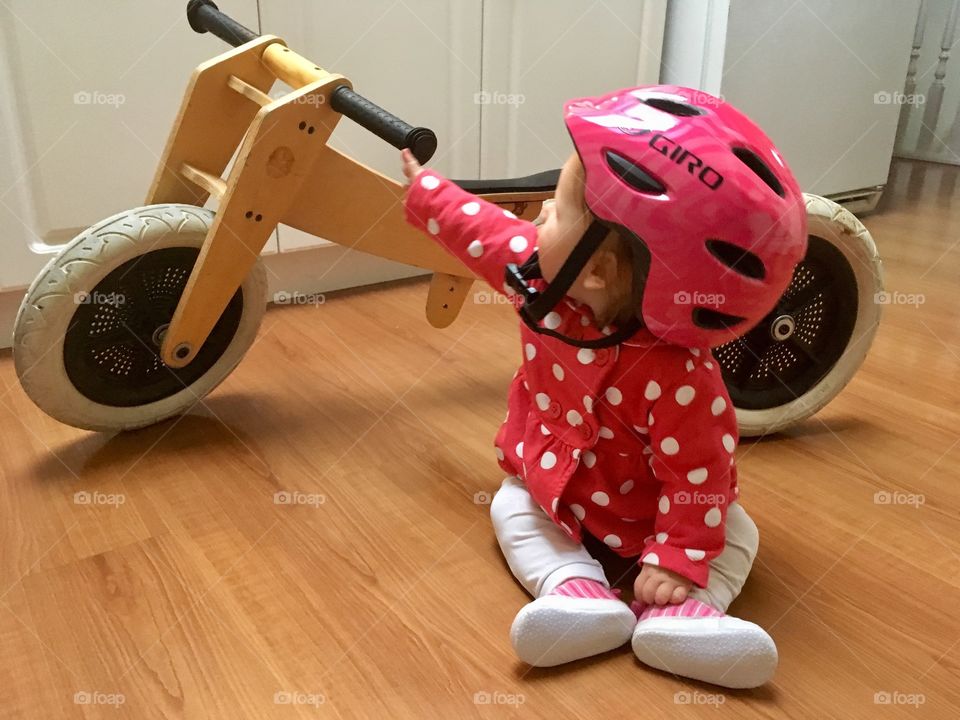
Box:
[635,563,694,605]
[401,148,423,183]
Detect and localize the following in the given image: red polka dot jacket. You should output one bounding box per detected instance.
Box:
[406,171,739,587]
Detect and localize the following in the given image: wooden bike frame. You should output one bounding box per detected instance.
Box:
[146,36,552,368]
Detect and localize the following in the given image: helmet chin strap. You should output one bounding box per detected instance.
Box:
[504,220,643,349]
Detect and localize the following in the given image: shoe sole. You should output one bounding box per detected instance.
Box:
[631,616,778,688]
[510,596,636,667]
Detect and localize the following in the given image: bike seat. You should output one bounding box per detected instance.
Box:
[451,168,560,194]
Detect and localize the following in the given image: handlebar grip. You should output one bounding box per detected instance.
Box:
[330,86,437,164]
[187,0,257,47]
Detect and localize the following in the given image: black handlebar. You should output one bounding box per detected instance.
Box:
[328,87,437,166]
[187,0,257,46]
[185,0,437,164]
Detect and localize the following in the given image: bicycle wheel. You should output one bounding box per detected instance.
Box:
[716,194,883,436]
[13,204,267,431]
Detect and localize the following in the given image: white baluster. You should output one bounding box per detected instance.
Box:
[918,0,960,154]
[944,9,960,155]
[895,0,927,152]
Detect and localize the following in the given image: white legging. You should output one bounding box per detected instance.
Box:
[490,475,759,612]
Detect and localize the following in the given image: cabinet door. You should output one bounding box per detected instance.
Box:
[0,1,274,292]
[260,0,482,252]
[479,0,667,179]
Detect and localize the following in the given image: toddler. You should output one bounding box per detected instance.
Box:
[402,86,806,688]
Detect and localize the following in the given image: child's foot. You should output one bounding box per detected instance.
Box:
[631,598,777,688]
[510,578,636,667]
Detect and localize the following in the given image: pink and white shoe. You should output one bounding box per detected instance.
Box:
[631,598,777,688]
[510,579,636,667]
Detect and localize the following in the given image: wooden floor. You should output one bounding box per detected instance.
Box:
[1,159,959,719]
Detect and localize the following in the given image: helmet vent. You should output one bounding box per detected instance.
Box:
[732,147,785,198]
[692,308,745,330]
[605,151,667,194]
[641,97,705,117]
[705,239,766,280]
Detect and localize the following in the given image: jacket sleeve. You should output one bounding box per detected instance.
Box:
[641,357,740,587]
[404,170,538,295]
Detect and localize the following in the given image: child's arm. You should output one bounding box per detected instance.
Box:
[635,359,740,603]
[401,149,537,294]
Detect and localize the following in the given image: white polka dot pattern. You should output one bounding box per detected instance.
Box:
[644,381,661,400]
[404,174,742,589]
[509,235,528,253]
[675,385,695,406]
[591,491,610,506]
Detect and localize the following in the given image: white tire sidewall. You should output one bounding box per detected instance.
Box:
[13,204,267,432]
[735,194,883,437]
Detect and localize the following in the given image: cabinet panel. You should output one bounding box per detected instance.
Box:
[260,0,482,252]
[661,0,919,198]
[479,0,666,179]
[0,0,275,292]
[720,0,918,195]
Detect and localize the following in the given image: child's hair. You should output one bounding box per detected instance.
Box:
[595,231,641,328]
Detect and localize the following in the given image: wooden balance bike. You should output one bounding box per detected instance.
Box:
[12,0,884,436]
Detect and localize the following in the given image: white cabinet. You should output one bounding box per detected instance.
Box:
[0,0,273,294]
[260,0,482,254]
[661,0,920,206]
[479,0,667,178]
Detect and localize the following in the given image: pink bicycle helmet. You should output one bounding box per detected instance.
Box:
[564,85,807,348]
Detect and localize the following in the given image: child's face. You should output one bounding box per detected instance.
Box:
[536,153,615,314]
[537,154,593,291]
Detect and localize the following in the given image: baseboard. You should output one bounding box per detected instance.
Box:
[0,244,430,351]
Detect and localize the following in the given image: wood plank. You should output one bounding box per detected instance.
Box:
[0,158,958,717]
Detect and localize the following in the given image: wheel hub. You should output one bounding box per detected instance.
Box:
[770,314,796,342]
